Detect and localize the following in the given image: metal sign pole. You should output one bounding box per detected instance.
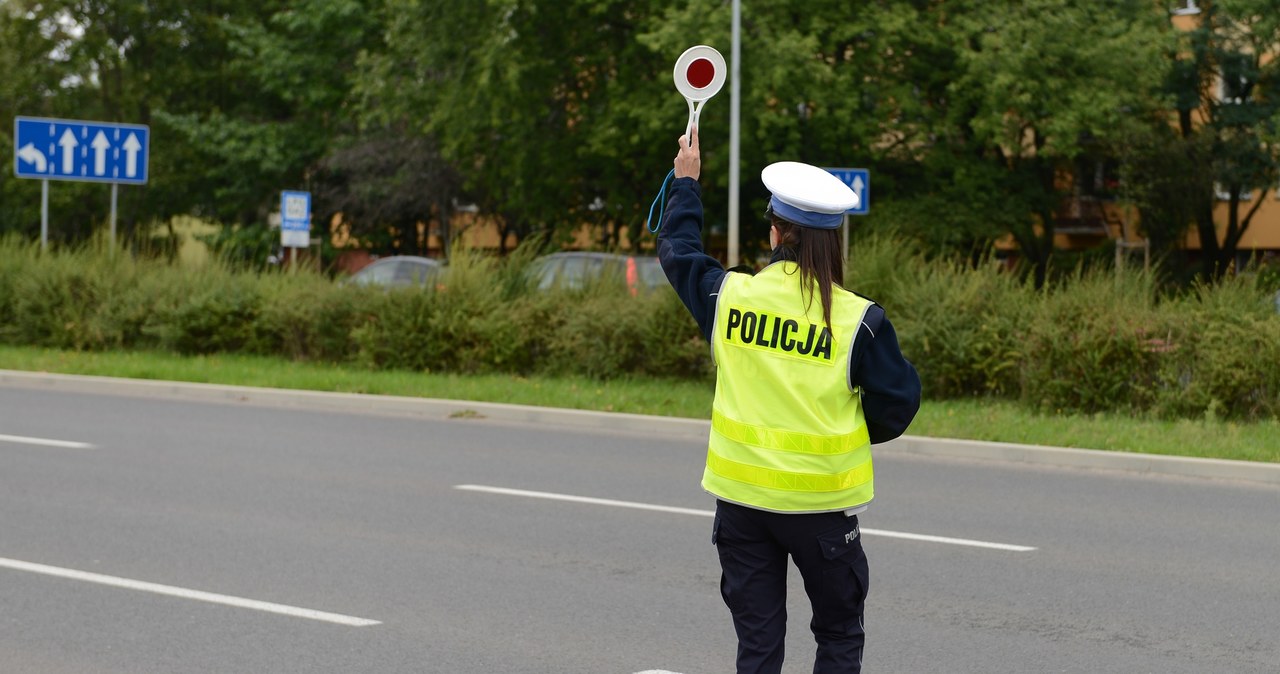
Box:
[728,0,741,268]
[842,214,849,264]
[41,179,48,251]
[109,183,118,251]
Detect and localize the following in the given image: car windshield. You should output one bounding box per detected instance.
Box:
[529,253,669,294]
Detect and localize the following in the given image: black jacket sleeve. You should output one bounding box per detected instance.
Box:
[849,305,921,444]
[656,177,725,342]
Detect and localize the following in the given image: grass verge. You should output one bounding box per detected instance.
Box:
[0,345,1276,464]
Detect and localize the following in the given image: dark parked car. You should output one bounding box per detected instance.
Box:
[346,256,444,289]
[527,252,666,295]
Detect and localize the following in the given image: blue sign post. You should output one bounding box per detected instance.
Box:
[280,191,312,262]
[823,167,870,261]
[14,117,150,183]
[13,116,151,250]
[823,168,869,215]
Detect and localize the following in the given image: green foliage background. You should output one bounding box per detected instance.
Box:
[2,0,1278,280]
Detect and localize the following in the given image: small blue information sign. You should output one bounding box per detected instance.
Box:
[281,191,312,248]
[13,116,150,184]
[823,168,870,215]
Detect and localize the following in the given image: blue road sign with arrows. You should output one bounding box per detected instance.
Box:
[13,116,150,184]
[823,168,869,215]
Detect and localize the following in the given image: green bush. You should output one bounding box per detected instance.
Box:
[890,257,1030,399]
[0,235,1275,421]
[1152,277,1280,420]
[160,269,263,354]
[253,274,370,361]
[1017,268,1163,414]
[635,290,712,380]
[351,248,545,374]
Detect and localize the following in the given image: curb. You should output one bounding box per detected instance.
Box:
[0,369,711,440]
[3,369,1278,487]
[882,435,1280,487]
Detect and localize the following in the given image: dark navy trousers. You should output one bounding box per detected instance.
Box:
[713,499,870,674]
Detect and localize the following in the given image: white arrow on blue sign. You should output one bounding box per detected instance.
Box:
[281,191,312,248]
[13,116,149,184]
[823,168,869,215]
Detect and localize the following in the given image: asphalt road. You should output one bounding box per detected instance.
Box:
[1,382,1277,673]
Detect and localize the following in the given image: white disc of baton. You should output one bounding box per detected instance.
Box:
[673,45,726,140]
[673,45,726,102]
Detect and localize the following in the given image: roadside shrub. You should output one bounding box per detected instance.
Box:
[844,231,921,308]
[351,247,542,373]
[891,257,1030,399]
[0,234,1274,422]
[1152,277,1280,420]
[0,236,37,340]
[253,273,369,361]
[350,288,437,371]
[160,269,263,354]
[1019,268,1162,414]
[7,247,116,349]
[636,290,711,380]
[540,287,650,379]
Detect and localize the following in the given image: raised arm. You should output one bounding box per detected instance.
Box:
[657,127,726,342]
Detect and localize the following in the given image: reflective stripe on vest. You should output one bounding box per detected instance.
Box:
[706,448,873,493]
[712,410,870,456]
[704,262,875,513]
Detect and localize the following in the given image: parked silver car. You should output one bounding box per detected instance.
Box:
[346,256,444,289]
[527,252,666,295]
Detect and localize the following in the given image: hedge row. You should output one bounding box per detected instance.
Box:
[0,239,710,382]
[1,236,1277,421]
[847,235,1280,421]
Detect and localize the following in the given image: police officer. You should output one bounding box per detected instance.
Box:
[657,127,921,674]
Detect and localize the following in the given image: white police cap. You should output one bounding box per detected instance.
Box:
[761,161,859,229]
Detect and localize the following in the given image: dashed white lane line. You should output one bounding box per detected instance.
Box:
[455,484,713,517]
[0,433,93,449]
[455,485,1037,552]
[0,557,380,627]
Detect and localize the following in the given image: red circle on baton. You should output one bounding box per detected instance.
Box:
[686,58,715,89]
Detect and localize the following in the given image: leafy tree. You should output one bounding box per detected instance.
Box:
[0,0,282,244]
[159,0,381,227]
[362,0,680,253]
[0,1,133,242]
[313,128,460,257]
[939,0,1171,285]
[1169,0,1280,280]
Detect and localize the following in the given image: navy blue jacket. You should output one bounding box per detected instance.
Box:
[656,177,921,444]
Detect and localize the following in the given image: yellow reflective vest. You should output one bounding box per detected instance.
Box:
[704,262,875,513]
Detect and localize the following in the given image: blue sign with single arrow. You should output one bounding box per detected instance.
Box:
[823,167,870,215]
[13,116,150,184]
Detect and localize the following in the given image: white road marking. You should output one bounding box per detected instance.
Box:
[634,670,686,674]
[455,484,1037,552]
[455,484,714,517]
[0,433,93,449]
[851,529,1036,552]
[0,557,381,627]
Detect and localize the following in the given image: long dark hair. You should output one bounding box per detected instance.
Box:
[771,216,844,331]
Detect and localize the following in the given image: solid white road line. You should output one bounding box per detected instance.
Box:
[455,484,1037,552]
[0,557,380,627]
[0,433,93,449]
